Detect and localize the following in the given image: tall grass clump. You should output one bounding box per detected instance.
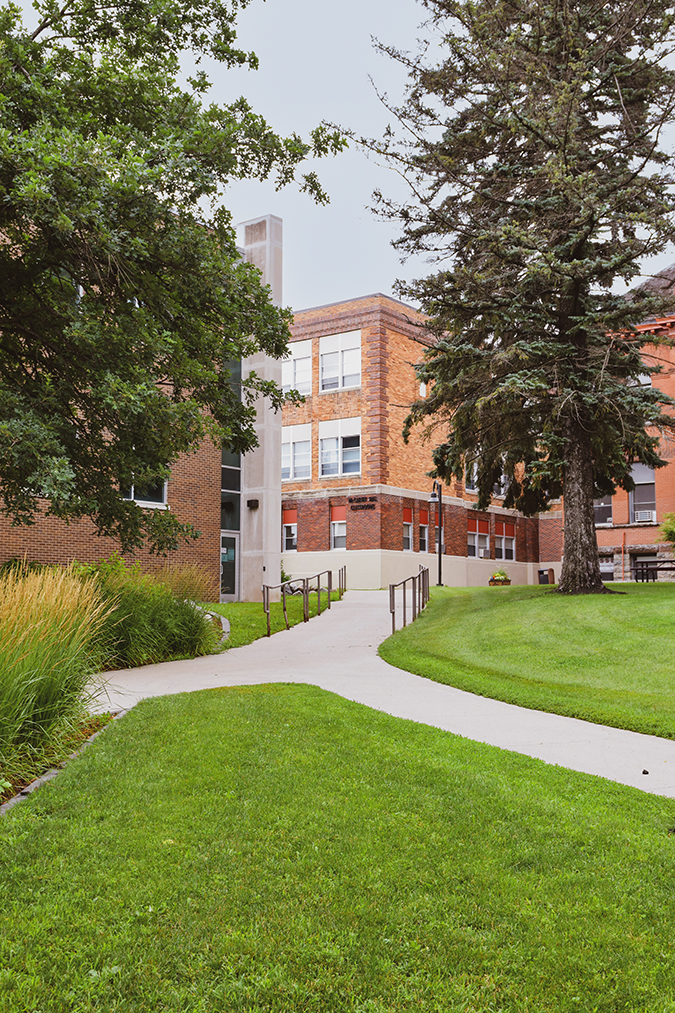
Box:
[0,566,107,772]
[91,558,221,669]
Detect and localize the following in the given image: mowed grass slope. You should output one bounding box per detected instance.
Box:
[380,583,675,738]
[3,685,675,1011]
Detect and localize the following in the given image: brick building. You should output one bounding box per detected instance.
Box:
[280,293,557,588]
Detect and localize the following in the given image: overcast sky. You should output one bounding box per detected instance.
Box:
[215,0,431,312]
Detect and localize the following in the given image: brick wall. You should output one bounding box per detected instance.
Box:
[0,438,221,583]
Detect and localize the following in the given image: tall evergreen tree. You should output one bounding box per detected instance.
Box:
[0,0,343,552]
[373,0,675,593]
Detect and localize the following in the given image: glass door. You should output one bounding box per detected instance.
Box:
[220,533,239,601]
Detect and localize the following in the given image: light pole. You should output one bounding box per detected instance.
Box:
[429,481,443,587]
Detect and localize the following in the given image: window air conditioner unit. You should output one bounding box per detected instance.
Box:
[635,510,656,523]
[479,549,487,558]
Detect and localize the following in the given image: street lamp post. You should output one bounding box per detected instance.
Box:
[429,481,443,587]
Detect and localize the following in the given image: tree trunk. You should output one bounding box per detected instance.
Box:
[556,421,611,595]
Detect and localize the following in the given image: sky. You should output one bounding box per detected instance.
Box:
[17,0,675,312]
[212,0,432,312]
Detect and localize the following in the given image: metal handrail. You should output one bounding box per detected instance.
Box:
[262,567,347,636]
[389,565,430,634]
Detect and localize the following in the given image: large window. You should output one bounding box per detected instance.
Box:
[221,446,241,530]
[122,479,167,507]
[630,463,656,523]
[282,338,312,396]
[468,516,489,557]
[419,508,429,552]
[282,508,297,551]
[331,504,346,549]
[494,521,515,560]
[319,417,361,477]
[594,495,613,526]
[403,507,413,551]
[319,330,361,391]
[281,423,311,481]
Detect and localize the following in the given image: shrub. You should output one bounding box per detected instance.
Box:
[91,558,221,669]
[153,562,219,603]
[0,566,107,760]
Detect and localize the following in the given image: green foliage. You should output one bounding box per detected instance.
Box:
[0,566,107,775]
[381,583,675,738]
[3,685,675,1010]
[85,556,221,668]
[371,0,675,590]
[659,512,675,545]
[0,0,345,552]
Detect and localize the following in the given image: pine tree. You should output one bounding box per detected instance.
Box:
[374,0,675,593]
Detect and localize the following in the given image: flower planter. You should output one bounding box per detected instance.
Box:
[488,578,511,586]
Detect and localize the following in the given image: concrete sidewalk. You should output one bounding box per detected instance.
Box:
[93,589,675,798]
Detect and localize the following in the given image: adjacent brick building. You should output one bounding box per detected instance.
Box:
[280,293,556,588]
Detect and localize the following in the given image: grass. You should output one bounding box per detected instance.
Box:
[3,684,675,1011]
[379,582,675,739]
[210,590,340,649]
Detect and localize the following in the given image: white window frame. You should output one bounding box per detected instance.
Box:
[122,479,169,509]
[282,339,312,396]
[419,524,428,553]
[319,330,361,392]
[319,417,361,477]
[594,495,613,526]
[629,463,656,524]
[283,523,297,552]
[403,523,413,551]
[331,520,346,550]
[468,532,489,558]
[494,535,515,560]
[281,423,312,481]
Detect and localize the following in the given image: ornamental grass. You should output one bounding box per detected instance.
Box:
[0,566,108,782]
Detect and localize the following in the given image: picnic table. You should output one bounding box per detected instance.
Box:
[632,560,675,582]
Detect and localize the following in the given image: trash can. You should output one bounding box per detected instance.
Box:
[538,569,549,585]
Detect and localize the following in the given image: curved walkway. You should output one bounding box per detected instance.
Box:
[94,589,675,798]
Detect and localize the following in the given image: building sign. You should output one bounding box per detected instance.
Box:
[349,496,377,512]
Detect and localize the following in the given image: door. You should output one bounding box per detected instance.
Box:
[220,532,239,601]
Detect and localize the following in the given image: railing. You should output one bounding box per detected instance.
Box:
[262,566,347,637]
[389,565,430,634]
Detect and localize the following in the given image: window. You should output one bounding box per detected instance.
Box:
[468,516,489,557]
[403,507,413,551]
[494,521,515,560]
[599,556,615,582]
[419,509,429,553]
[629,463,656,523]
[493,474,507,497]
[282,339,312,396]
[281,423,311,481]
[221,446,241,530]
[319,330,361,391]
[331,504,346,549]
[282,508,297,551]
[465,464,477,491]
[122,478,167,507]
[319,417,361,477]
[594,495,613,525]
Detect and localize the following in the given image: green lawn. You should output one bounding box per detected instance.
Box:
[209,590,339,649]
[380,582,675,739]
[2,684,675,1011]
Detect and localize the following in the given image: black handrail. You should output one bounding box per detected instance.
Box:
[262,566,347,636]
[389,566,430,634]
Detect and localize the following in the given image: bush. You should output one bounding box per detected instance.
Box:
[90,558,221,669]
[0,566,107,760]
